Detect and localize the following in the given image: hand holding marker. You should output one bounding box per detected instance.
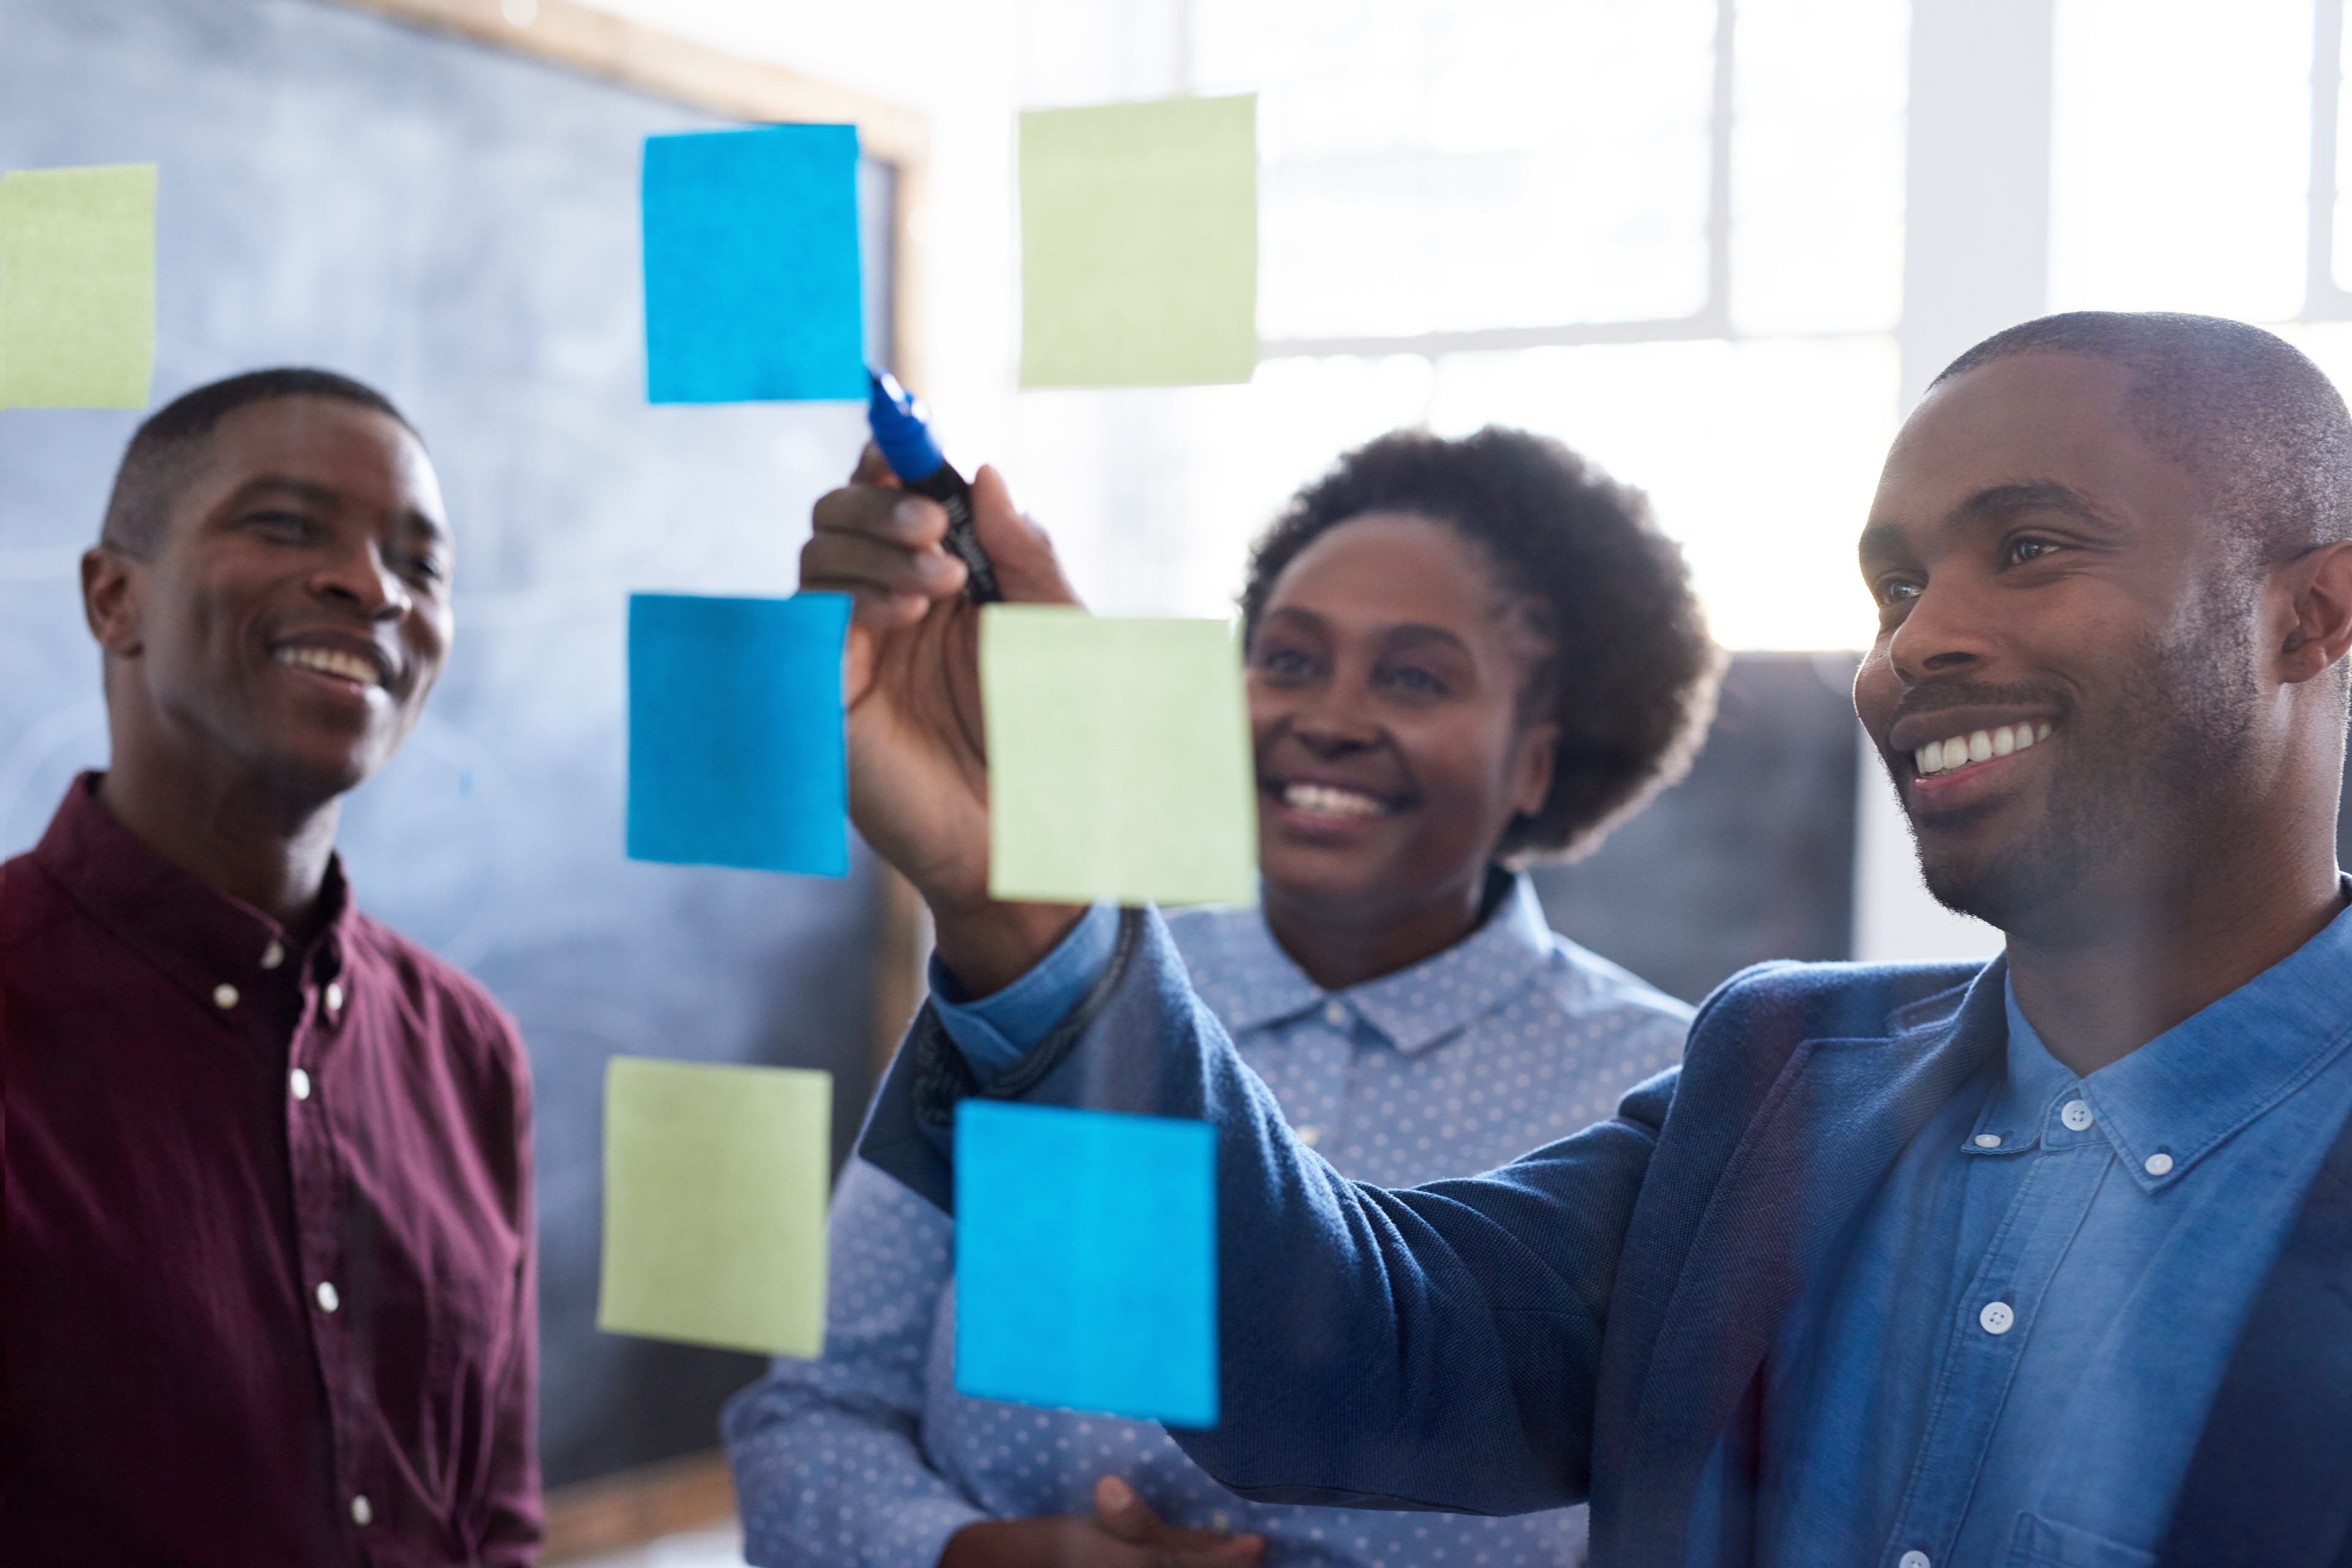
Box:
[866,369,1003,604]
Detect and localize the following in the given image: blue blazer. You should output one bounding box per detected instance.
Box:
[859,910,2352,1567]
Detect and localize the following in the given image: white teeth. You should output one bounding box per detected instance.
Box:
[1915,722,2056,775]
[1283,782,1385,818]
[274,646,382,687]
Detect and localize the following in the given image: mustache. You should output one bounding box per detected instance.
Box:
[1883,679,2068,731]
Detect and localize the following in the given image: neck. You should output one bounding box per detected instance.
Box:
[1261,869,1491,992]
[98,739,344,940]
[2005,810,2345,1077]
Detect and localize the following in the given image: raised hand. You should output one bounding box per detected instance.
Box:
[801,447,1086,993]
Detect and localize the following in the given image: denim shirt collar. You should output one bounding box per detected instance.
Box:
[1970,875,2352,1191]
[1186,870,1556,1056]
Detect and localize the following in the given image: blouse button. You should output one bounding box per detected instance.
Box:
[1321,1000,1348,1028]
[212,982,239,1011]
[350,1494,372,1526]
[290,1068,312,1102]
[1295,1124,1322,1148]
[325,981,345,1016]
[2060,1099,2095,1131]
[1978,1300,2015,1335]
[315,1280,340,1313]
[260,940,285,971]
[2145,1151,2176,1177]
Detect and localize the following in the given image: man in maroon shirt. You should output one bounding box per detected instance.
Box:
[0,369,539,1565]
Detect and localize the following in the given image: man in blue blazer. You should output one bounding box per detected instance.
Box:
[804,312,2352,1567]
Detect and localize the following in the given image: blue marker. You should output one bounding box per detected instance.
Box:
[867,369,1002,603]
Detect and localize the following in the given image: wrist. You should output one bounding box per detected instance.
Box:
[930,897,1087,998]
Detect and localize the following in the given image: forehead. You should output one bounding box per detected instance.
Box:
[182,394,445,531]
[1268,511,1510,623]
[1871,352,2204,540]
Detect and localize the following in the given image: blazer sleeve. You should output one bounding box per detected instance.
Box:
[858,908,1672,1518]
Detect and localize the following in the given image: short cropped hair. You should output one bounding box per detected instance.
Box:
[101,368,418,558]
[1933,312,2352,560]
[1240,426,1724,863]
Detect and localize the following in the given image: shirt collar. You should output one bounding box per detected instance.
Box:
[1193,870,1558,1055]
[1977,876,2352,1191]
[31,772,355,1013]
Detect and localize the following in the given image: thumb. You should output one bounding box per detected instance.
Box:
[970,464,1080,608]
[1091,1476,1163,1543]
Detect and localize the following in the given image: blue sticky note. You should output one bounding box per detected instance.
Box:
[955,1101,1217,1427]
[642,125,865,403]
[627,592,851,875]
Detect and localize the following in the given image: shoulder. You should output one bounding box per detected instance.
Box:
[0,847,71,954]
[1161,902,1253,963]
[344,911,530,1087]
[1542,933,1695,1029]
[1686,958,1983,1056]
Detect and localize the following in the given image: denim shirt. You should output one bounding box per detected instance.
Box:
[725,876,1692,1567]
[1742,883,2352,1568]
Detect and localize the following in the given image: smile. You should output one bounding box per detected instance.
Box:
[274,645,385,688]
[1913,722,2052,777]
[1280,782,1390,819]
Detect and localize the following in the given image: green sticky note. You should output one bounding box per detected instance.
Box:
[598,1057,832,1359]
[1019,95,1257,388]
[982,606,1256,906]
[0,164,156,410]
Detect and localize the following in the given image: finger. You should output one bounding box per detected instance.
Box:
[802,532,968,602]
[1091,1476,1164,1544]
[970,466,1082,608]
[812,486,949,549]
[851,442,902,488]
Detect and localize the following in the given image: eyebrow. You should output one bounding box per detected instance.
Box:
[228,473,450,546]
[1858,480,2112,567]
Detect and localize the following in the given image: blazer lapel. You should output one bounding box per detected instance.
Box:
[1611,961,2010,1568]
[2157,1102,2352,1568]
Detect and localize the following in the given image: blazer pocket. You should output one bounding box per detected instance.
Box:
[2006,1512,2158,1568]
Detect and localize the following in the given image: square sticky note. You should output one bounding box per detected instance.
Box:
[628,592,851,876]
[955,1101,1217,1426]
[598,1056,832,1358]
[1019,95,1258,388]
[0,164,156,409]
[642,125,865,403]
[981,606,1256,905]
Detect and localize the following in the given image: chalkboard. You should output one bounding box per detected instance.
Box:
[0,0,899,1486]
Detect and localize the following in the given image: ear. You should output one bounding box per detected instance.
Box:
[2275,540,2352,685]
[1510,717,1560,818]
[81,545,146,658]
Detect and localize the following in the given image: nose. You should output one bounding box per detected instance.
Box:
[1286,684,1382,756]
[312,535,412,622]
[1887,576,1990,686]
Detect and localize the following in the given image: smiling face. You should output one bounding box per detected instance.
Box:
[1247,511,1559,937]
[88,394,454,804]
[1852,351,2278,938]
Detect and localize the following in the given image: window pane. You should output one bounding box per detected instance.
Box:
[1194,0,1718,339]
[2051,0,2311,322]
[1730,0,1908,336]
[1425,336,1899,650]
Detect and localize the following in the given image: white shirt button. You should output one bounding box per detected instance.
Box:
[2145,1151,2176,1176]
[315,1280,340,1313]
[260,940,285,971]
[212,982,239,1011]
[350,1493,372,1526]
[1321,1000,1348,1028]
[1899,1553,1931,1568]
[2060,1099,2095,1131]
[1973,1133,2003,1148]
[290,1068,312,1102]
[1979,1300,2015,1335]
[325,981,345,1015]
[1295,1124,1322,1148]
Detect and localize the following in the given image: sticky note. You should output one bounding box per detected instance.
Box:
[981,606,1256,905]
[627,592,851,876]
[955,1101,1217,1425]
[0,164,156,409]
[598,1056,832,1358]
[1019,95,1258,388]
[642,125,865,403]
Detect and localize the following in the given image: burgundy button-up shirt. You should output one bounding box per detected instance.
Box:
[1,775,538,1566]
